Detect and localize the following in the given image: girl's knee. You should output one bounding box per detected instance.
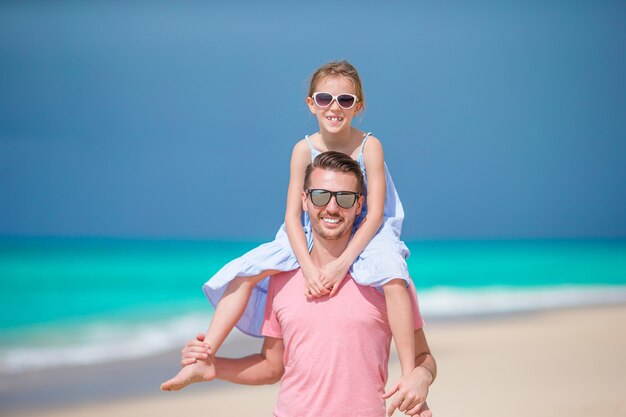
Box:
[231,276,250,285]
[383,278,406,287]
[382,278,411,295]
[231,271,276,288]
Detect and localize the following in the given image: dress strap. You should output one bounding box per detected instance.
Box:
[359,132,372,157]
[305,135,316,162]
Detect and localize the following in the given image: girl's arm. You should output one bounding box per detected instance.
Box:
[319,136,386,294]
[284,140,328,297]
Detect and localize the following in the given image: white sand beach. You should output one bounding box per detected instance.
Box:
[8,304,626,417]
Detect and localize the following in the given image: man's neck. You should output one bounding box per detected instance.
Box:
[309,235,350,269]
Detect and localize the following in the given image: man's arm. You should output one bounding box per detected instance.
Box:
[180,334,285,386]
[383,328,437,416]
[215,336,285,385]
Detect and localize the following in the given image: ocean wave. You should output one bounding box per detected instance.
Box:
[1,285,625,374]
[0,313,214,375]
[418,285,626,318]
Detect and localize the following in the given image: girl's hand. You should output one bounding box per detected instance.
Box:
[319,258,351,297]
[302,264,328,298]
[382,367,432,416]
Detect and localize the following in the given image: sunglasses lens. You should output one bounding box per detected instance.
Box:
[337,95,355,109]
[310,190,331,206]
[336,192,357,208]
[309,190,357,208]
[314,93,333,107]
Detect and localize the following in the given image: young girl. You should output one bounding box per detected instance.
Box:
[161,60,416,390]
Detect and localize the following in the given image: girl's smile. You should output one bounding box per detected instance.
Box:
[324,115,345,127]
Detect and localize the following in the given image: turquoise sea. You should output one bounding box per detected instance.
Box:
[1,237,626,374]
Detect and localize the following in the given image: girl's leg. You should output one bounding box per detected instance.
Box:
[160,270,278,391]
[383,279,416,376]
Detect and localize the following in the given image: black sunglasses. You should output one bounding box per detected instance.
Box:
[306,189,360,209]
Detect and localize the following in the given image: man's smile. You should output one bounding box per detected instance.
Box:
[321,216,341,225]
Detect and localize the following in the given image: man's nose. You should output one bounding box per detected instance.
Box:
[325,195,340,213]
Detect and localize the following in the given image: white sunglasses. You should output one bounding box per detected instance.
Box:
[311,92,359,109]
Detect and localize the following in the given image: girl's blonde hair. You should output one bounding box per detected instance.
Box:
[307,61,365,107]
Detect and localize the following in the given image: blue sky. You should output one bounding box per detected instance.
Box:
[1,1,625,240]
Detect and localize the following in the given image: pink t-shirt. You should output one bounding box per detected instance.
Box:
[262,269,424,417]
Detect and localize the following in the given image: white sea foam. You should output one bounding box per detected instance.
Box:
[0,313,213,375]
[1,285,625,374]
[419,285,626,318]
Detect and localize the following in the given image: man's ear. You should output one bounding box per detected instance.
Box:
[355,194,364,216]
[301,191,309,212]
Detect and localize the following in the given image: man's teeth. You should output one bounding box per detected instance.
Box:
[323,217,339,224]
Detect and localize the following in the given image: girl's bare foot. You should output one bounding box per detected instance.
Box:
[160,359,216,391]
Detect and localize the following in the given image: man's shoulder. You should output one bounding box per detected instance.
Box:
[268,269,301,286]
[271,268,301,280]
[266,269,301,301]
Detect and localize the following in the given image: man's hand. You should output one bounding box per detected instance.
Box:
[302,264,329,298]
[407,402,431,417]
[180,333,212,366]
[382,366,432,416]
[160,333,216,391]
[319,257,350,296]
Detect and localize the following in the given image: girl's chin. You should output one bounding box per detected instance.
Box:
[320,121,350,135]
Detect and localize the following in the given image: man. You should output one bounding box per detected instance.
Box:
[167,151,436,416]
